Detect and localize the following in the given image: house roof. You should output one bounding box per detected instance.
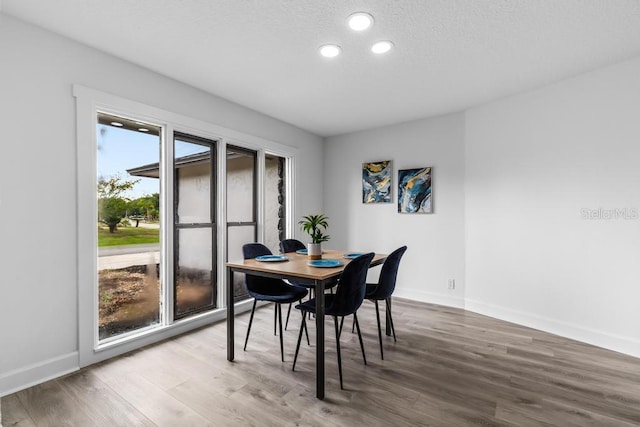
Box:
[127,152,210,178]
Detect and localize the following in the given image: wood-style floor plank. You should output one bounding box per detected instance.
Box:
[3,299,640,426]
[57,371,154,426]
[0,394,36,427]
[15,380,95,426]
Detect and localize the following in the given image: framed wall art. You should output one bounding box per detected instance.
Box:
[362,160,392,203]
[398,167,432,213]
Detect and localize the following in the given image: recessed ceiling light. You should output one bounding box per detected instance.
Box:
[371,40,394,54]
[110,121,123,127]
[347,12,374,31]
[138,128,149,132]
[319,44,342,58]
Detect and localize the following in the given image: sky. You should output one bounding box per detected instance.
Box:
[97,125,208,198]
[97,124,160,198]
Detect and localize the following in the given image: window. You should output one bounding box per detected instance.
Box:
[264,154,287,254]
[75,85,296,366]
[96,113,162,341]
[226,146,257,302]
[173,133,218,318]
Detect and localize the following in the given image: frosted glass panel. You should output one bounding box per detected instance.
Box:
[228,225,255,302]
[176,227,215,316]
[175,140,211,224]
[227,151,255,223]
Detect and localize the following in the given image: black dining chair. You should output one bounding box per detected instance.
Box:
[356,245,407,360]
[280,238,306,254]
[292,252,375,390]
[242,243,309,362]
[280,238,338,329]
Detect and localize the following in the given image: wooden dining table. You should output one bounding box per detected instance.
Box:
[226,249,387,399]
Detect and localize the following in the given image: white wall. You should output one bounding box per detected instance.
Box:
[0,13,323,395]
[324,114,466,307]
[323,56,640,359]
[465,56,640,357]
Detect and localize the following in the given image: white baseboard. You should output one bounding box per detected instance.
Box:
[465,298,640,359]
[394,288,465,309]
[1,300,259,398]
[0,352,79,397]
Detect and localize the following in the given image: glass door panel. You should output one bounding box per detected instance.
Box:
[174,133,217,319]
[226,151,256,223]
[227,225,256,303]
[226,146,257,302]
[96,112,162,341]
[175,227,214,315]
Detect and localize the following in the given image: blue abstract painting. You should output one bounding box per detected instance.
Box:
[362,160,392,203]
[398,167,432,213]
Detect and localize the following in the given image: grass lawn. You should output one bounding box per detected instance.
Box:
[98,226,160,247]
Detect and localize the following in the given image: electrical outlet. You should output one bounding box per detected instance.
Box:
[448,279,455,290]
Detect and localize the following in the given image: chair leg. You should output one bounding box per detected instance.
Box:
[244,299,257,351]
[308,289,314,319]
[354,312,367,365]
[375,300,384,360]
[351,315,355,334]
[278,304,284,362]
[292,314,307,371]
[334,316,344,390]
[274,304,277,335]
[338,316,344,340]
[285,303,292,330]
[386,297,397,342]
[302,310,310,345]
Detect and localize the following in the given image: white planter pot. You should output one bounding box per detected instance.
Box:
[308,243,322,260]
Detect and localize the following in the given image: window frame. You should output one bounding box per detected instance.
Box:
[74,85,297,367]
[173,132,219,320]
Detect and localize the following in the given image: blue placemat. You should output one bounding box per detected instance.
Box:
[307,259,343,268]
[343,253,364,259]
[256,255,289,262]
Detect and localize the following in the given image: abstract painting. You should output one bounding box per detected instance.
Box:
[362,160,392,203]
[398,167,432,213]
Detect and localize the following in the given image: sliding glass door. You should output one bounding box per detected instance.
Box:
[95,117,221,339]
[90,105,292,354]
[79,89,300,365]
[226,145,257,302]
[96,112,162,341]
[173,133,218,319]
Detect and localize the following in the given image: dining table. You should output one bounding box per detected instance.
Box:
[226,248,387,399]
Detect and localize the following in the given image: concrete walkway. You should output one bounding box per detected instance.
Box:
[98,244,160,271]
[99,244,160,257]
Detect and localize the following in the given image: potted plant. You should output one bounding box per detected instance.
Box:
[299,214,330,260]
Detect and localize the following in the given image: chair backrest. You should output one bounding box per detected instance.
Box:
[243,243,272,259]
[370,246,407,299]
[328,252,375,317]
[242,243,282,293]
[280,238,305,253]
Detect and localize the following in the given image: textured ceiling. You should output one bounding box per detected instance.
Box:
[3,0,640,137]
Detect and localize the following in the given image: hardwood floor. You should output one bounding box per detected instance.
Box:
[3,299,640,426]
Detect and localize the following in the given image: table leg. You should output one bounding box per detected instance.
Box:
[227,267,235,361]
[315,279,325,400]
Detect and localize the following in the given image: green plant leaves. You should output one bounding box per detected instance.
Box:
[299,214,330,244]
